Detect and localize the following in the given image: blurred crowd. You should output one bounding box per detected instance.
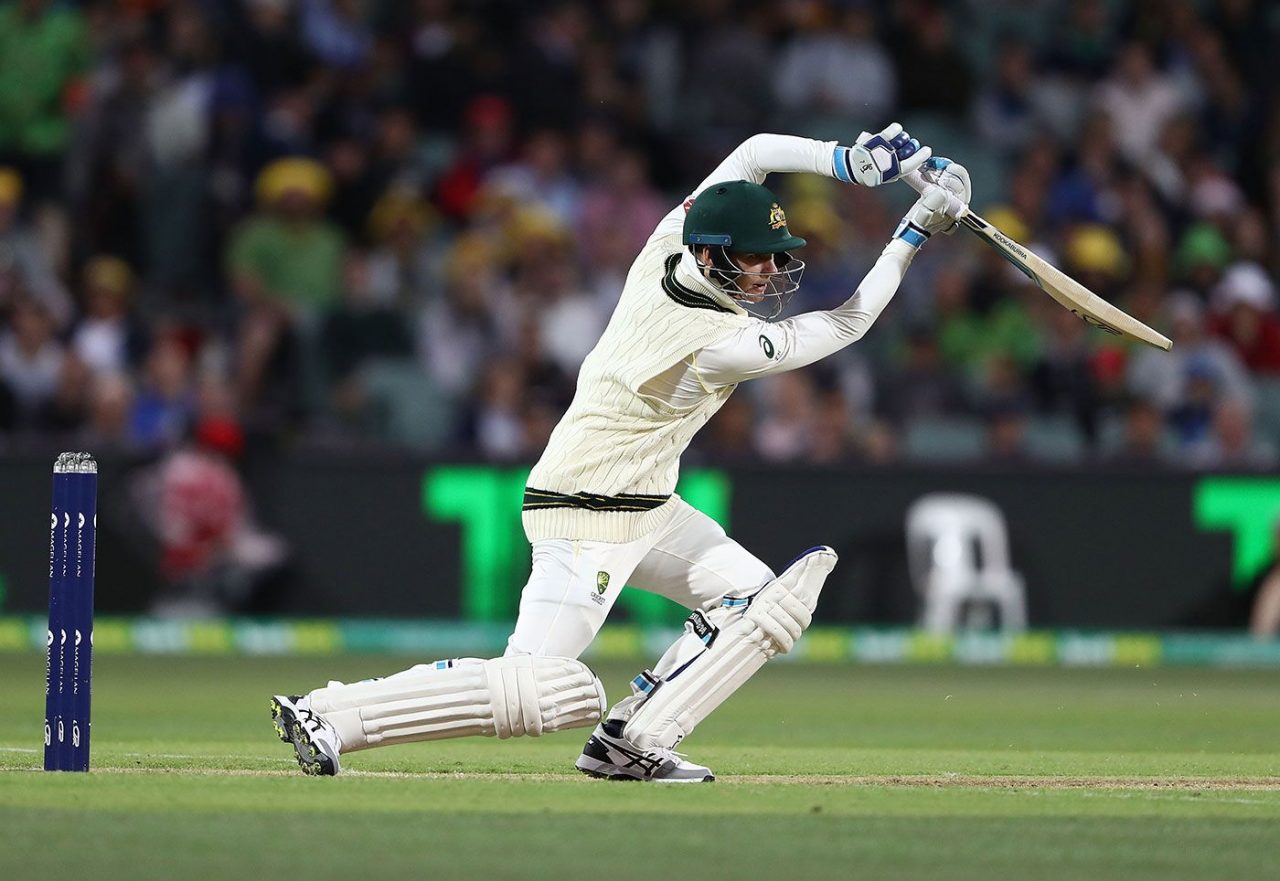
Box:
[2,0,1280,470]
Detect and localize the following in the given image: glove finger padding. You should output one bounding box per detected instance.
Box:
[864,122,902,142]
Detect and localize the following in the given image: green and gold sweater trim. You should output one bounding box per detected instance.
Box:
[522,487,672,513]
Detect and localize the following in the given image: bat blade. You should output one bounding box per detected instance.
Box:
[902,170,1172,351]
[960,212,1173,351]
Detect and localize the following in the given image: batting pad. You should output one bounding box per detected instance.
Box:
[623,546,837,751]
[308,655,607,752]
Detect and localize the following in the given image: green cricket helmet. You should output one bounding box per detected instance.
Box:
[683,180,807,319]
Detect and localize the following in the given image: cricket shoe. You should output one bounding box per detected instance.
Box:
[575,720,714,783]
[270,693,342,776]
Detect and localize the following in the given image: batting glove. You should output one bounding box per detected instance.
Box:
[836,123,932,187]
[917,157,971,235]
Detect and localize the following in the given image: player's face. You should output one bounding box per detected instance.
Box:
[728,252,778,302]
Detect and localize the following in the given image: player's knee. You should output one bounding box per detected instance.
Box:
[486,655,607,739]
[727,546,835,652]
[733,588,801,651]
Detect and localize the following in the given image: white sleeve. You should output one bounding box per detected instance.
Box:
[694,239,916,385]
[649,134,843,241]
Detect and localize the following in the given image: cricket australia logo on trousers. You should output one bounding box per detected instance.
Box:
[591,571,610,606]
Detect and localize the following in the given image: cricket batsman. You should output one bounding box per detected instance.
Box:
[271,125,970,781]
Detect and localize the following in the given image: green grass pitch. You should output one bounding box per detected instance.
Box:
[2,652,1278,880]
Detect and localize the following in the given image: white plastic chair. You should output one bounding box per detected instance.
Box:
[905,494,1027,633]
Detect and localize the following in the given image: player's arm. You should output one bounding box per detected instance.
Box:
[650,125,934,240]
[694,185,966,385]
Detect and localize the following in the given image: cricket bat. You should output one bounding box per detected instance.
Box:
[904,171,1172,351]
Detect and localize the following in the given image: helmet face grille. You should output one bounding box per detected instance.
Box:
[701,246,806,320]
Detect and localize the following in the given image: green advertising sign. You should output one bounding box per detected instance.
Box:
[1194,477,1280,587]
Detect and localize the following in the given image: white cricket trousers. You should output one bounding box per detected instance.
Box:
[506,498,774,658]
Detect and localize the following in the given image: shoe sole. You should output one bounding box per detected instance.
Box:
[269,696,336,776]
[269,697,292,744]
[575,756,713,783]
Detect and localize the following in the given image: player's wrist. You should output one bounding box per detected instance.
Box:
[884,237,920,260]
[893,219,931,250]
[831,145,856,183]
[894,187,954,249]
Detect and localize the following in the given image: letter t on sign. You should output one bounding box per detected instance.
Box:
[1194,478,1280,588]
